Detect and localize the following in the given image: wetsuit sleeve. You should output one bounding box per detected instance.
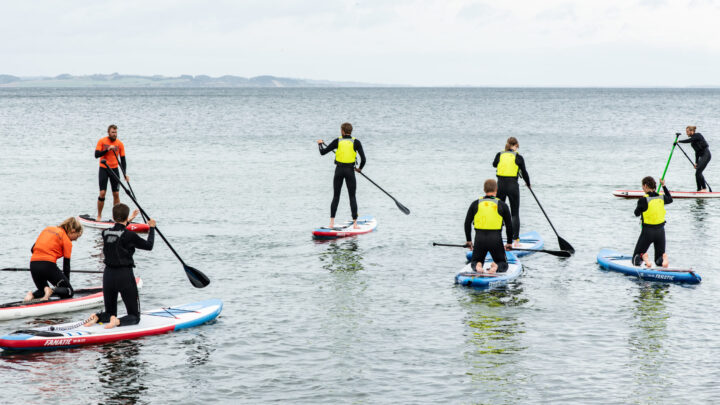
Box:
[663,186,673,204]
[128,227,155,251]
[120,156,127,173]
[319,139,338,156]
[62,258,71,280]
[464,200,479,241]
[31,243,35,254]
[678,138,693,144]
[498,201,514,242]
[95,139,108,158]
[634,198,647,217]
[354,139,366,170]
[95,150,109,158]
[516,154,530,186]
[492,152,500,168]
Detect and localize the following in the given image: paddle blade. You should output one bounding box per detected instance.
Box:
[184,265,210,288]
[558,237,575,255]
[553,250,572,258]
[396,200,411,215]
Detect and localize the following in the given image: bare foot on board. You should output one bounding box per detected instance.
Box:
[641,253,653,268]
[23,291,34,302]
[84,314,99,327]
[104,316,121,329]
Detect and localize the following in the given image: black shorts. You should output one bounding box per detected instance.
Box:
[99,167,121,192]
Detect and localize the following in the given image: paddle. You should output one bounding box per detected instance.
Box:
[431,242,571,258]
[1,268,103,274]
[111,149,148,222]
[674,133,713,192]
[101,161,210,288]
[657,133,681,193]
[519,175,575,254]
[321,142,410,215]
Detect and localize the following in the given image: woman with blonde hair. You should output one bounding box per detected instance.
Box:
[677,126,711,192]
[23,217,83,301]
[492,136,531,246]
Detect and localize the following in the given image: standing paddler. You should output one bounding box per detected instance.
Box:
[317,122,367,229]
[677,125,711,192]
[633,177,673,268]
[464,179,514,274]
[95,124,129,221]
[492,137,530,247]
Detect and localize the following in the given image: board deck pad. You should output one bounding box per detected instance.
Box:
[0,299,222,351]
[455,252,522,289]
[312,215,377,239]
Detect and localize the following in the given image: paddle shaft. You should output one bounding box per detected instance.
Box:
[1,268,103,274]
[519,174,574,254]
[676,142,713,192]
[112,149,148,223]
[432,242,569,257]
[658,133,681,193]
[102,161,210,288]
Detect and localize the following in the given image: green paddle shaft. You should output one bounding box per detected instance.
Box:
[658,133,681,193]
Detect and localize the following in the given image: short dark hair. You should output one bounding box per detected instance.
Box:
[484,179,498,193]
[642,176,657,190]
[113,203,130,222]
[108,124,117,132]
[341,122,353,135]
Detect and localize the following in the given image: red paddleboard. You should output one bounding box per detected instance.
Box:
[612,190,720,199]
[77,214,150,232]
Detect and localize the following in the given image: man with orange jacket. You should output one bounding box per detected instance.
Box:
[95,124,130,221]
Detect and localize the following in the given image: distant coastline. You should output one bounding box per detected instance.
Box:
[0,73,387,88]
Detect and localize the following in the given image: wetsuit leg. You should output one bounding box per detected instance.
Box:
[632,228,654,266]
[346,168,358,219]
[97,267,120,323]
[29,261,51,299]
[109,168,121,192]
[472,230,504,271]
[498,178,520,240]
[696,151,711,190]
[330,166,344,218]
[99,167,110,191]
[117,269,141,326]
[651,227,666,266]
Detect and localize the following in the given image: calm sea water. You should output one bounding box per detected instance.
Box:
[1,87,720,404]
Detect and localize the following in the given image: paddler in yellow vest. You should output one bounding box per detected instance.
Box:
[317,122,367,229]
[464,179,514,273]
[492,137,530,247]
[632,176,673,268]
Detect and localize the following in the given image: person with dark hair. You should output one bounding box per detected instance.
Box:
[492,136,530,247]
[24,217,84,301]
[317,122,367,229]
[632,176,673,268]
[95,124,130,221]
[84,203,156,329]
[464,179,514,274]
[677,125,711,192]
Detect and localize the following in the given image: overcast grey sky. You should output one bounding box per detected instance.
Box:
[2,0,719,86]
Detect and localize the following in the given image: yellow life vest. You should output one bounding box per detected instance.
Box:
[335,137,357,164]
[642,194,666,225]
[474,198,503,230]
[496,151,519,177]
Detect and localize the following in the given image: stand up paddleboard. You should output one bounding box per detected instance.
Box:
[312,215,377,239]
[455,252,522,289]
[0,278,143,321]
[596,248,701,284]
[612,190,720,199]
[465,231,543,261]
[78,214,150,232]
[0,299,222,351]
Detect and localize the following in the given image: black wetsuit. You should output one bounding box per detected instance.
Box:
[95,223,154,327]
[492,152,530,240]
[319,137,366,219]
[632,186,672,266]
[679,133,711,191]
[29,259,73,299]
[464,196,514,272]
[95,150,126,192]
